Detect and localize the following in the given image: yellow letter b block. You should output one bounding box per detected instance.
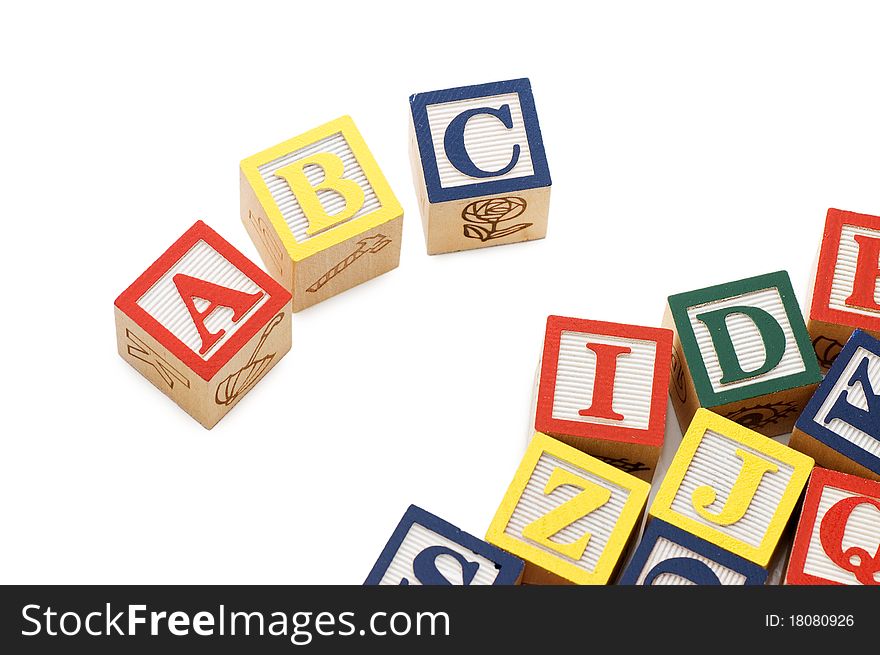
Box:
[650,409,814,567]
[486,433,650,584]
[240,116,403,312]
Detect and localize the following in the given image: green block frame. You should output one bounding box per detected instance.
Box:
[668,271,821,408]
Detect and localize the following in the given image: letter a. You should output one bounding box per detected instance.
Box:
[274,152,365,236]
[579,342,631,421]
[845,234,880,312]
[824,356,880,438]
[173,274,264,355]
[695,306,786,384]
[692,449,778,526]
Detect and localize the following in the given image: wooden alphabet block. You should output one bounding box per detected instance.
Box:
[650,409,814,567]
[789,330,880,481]
[486,432,650,585]
[785,467,880,585]
[364,505,524,585]
[534,316,673,481]
[114,221,292,429]
[408,78,551,255]
[618,518,767,585]
[240,115,403,311]
[664,271,822,437]
[807,208,880,369]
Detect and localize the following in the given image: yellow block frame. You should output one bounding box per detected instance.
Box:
[650,409,814,567]
[486,432,650,585]
[240,115,403,261]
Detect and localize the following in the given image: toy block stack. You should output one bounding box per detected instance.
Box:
[107,80,878,591]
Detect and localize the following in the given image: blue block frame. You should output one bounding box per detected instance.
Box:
[618,519,767,585]
[409,78,552,203]
[364,505,524,585]
[795,329,880,476]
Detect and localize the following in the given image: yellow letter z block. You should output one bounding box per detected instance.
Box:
[486,432,650,585]
[650,409,814,567]
[240,116,403,312]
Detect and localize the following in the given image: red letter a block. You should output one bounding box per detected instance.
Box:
[114,221,292,428]
[534,316,673,481]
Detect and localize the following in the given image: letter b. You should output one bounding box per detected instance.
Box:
[274,152,365,236]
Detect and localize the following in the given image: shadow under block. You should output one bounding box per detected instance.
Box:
[663,270,822,437]
[534,316,673,482]
[486,432,650,585]
[618,518,767,585]
[364,505,524,585]
[114,221,292,429]
[785,468,880,585]
[806,208,880,370]
[240,115,403,312]
[650,409,814,568]
[789,330,880,481]
[409,78,551,255]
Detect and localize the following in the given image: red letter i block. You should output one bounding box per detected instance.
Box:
[786,468,880,585]
[808,208,880,369]
[534,316,674,481]
[114,221,293,428]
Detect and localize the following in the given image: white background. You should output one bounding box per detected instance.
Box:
[2,2,879,584]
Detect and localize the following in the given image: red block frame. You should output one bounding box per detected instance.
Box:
[535,316,672,447]
[115,220,291,381]
[786,467,880,585]
[810,208,880,332]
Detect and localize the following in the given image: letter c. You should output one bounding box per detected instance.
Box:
[443,105,520,178]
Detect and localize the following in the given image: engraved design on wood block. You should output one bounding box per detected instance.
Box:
[125,329,190,390]
[214,312,284,406]
[813,335,845,370]
[364,505,523,586]
[306,234,391,293]
[247,209,285,277]
[650,409,813,567]
[486,433,650,585]
[808,209,880,368]
[792,330,880,478]
[723,401,798,431]
[461,196,531,242]
[240,115,403,310]
[671,349,688,403]
[786,468,880,585]
[619,519,767,585]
